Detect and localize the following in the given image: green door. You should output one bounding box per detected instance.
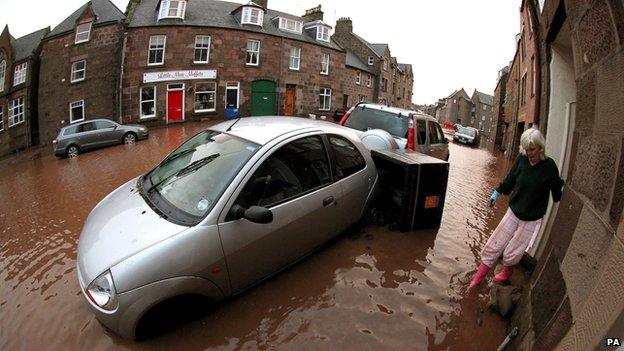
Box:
[251,80,277,116]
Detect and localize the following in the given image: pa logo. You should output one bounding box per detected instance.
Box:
[605,337,621,347]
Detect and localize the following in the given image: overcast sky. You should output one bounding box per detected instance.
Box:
[0,0,520,104]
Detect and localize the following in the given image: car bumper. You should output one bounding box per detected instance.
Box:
[138,130,149,140]
[53,147,65,157]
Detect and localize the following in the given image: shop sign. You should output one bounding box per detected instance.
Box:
[143,70,217,83]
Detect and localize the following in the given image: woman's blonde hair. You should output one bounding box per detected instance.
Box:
[519,128,546,160]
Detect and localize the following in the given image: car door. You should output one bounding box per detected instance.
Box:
[76,122,99,150]
[427,121,447,160]
[415,119,427,154]
[94,120,119,146]
[217,134,343,293]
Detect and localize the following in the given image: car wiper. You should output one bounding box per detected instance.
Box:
[147,153,220,193]
[163,147,197,164]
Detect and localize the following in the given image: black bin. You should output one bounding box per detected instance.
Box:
[371,149,449,231]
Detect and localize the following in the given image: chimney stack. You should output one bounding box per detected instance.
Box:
[302,5,324,22]
[335,17,352,33]
[253,0,267,9]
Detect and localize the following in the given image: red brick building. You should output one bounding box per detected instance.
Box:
[0,26,49,156]
[490,65,509,151]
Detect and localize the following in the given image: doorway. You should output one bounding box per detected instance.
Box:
[251,80,276,116]
[285,85,296,116]
[167,83,185,123]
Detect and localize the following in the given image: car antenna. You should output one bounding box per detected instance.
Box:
[226,117,241,132]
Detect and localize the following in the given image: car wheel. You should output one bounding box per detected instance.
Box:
[66,145,80,158]
[123,132,137,144]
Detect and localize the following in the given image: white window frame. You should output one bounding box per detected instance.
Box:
[279,18,302,33]
[320,53,329,75]
[225,82,240,109]
[194,35,211,64]
[148,35,166,66]
[75,22,92,44]
[367,74,371,87]
[383,59,388,71]
[289,47,301,70]
[316,26,330,42]
[368,56,374,65]
[355,71,361,85]
[158,0,187,20]
[140,86,156,119]
[194,82,217,113]
[13,62,27,86]
[8,97,25,127]
[0,106,4,131]
[246,39,260,66]
[0,60,5,93]
[319,88,331,111]
[69,100,85,123]
[242,7,263,26]
[71,60,87,83]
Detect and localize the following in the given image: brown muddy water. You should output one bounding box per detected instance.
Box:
[0,122,517,350]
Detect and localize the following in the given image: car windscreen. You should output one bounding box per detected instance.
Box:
[142,130,259,223]
[457,127,476,137]
[344,107,409,138]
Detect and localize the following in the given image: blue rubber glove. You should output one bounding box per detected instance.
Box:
[489,191,499,206]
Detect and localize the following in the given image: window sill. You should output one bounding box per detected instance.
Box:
[320,72,329,76]
[193,61,210,65]
[70,79,86,84]
[139,116,157,121]
[8,121,25,128]
[194,110,216,114]
[74,40,89,45]
[246,63,260,67]
[289,67,300,71]
[147,63,165,67]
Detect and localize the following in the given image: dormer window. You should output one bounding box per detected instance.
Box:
[316,26,330,42]
[279,17,302,33]
[158,0,187,20]
[75,22,92,44]
[242,7,264,26]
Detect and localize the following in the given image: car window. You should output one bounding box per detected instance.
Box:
[458,127,476,137]
[80,122,96,133]
[95,120,115,129]
[435,123,445,143]
[235,136,330,209]
[328,134,366,181]
[428,121,439,144]
[63,125,80,136]
[344,107,409,138]
[416,119,426,145]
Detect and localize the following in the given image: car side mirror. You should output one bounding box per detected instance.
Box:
[228,204,273,224]
[444,137,449,144]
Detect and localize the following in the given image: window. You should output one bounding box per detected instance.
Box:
[428,121,439,144]
[234,136,330,209]
[194,82,216,112]
[358,95,367,102]
[416,119,426,145]
[246,39,260,66]
[289,47,301,70]
[328,135,366,181]
[140,86,156,118]
[383,59,388,71]
[71,60,86,82]
[75,22,92,44]
[279,18,302,33]
[70,100,85,123]
[0,60,6,92]
[531,55,536,96]
[95,120,116,130]
[242,7,263,26]
[0,106,3,131]
[148,36,166,65]
[367,74,371,87]
[434,123,445,144]
[368,56,373,65]
[521,73,527,105]
[226,82,239,108]
[194,36,211,63]
[158,0,187,20]
[13,63,27,86]
[8,97,25,127]
[320,53,329,75]
[319,88,331,111]
[482,105,486,111]
[381,78,387,92]
[355,71,361,85]
[316,26,330,42]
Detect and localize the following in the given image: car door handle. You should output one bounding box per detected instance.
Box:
[323,196,335,207]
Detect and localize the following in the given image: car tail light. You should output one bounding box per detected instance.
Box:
[406,114,415,151]
[339,106,355,126]
[52,139,58,145]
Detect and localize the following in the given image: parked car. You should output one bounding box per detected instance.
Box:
[339,103,450,161]
[53,118,149,158]
[453,126,479,146]
[76,117,379,339]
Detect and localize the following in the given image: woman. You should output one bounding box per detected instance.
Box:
[469,128,564,288]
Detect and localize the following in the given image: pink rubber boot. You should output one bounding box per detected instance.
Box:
[493,265,513,282]
[469,263,490,288]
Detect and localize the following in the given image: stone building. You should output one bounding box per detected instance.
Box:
[121,0,347,124]
[504,48,521,158]
[37,0,126,146]
[436,88,472,126]
[470,90,494,140]
[504,0,624,349]
[0,26,49,156]
[342,50,375,112]
[396,63,413,109]
[491,66,509,151]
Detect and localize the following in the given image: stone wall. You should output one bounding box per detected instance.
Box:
[343,66,375,108]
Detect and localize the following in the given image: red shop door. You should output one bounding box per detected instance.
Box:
[167,90,184,122]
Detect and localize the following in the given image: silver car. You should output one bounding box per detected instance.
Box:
[53,118,149,158]
[76,117,379,339]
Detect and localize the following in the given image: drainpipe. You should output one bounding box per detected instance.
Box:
[278,35,284,116]
[119,31,128,124]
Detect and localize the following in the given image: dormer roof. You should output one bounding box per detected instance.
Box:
[48,0,125,39]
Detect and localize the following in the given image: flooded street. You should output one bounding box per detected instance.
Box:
[0,122,517,350]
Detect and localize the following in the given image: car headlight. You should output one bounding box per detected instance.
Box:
[139,127,147,132]
[85,270,118,311]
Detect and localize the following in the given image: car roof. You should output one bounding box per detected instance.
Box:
[211,116,352,145]
[355,103,437,122]
[62,118,113,128]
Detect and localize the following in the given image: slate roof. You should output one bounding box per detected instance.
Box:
[345,51,374,73]
[352,33,382,57]
[475,91,494,106]
[13,27,49,61]
[48,0,125,38]
[369,43,388,57]
[129,0,343,51]
[397,63,413,76]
